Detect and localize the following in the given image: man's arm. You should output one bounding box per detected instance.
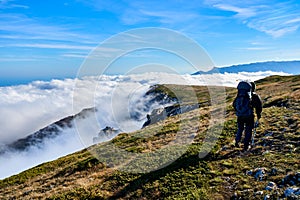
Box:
[252,93,263,119]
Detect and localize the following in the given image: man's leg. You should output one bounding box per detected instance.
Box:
[244,116,254,151]
[235,117,244,147]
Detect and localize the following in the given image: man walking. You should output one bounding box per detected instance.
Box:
[233,81,262,151]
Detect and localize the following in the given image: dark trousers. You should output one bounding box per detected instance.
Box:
[236,116,254,148]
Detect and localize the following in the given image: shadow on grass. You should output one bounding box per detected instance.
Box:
[107,151,210,199]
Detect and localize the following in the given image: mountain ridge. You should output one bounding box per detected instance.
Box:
[193,60,300,75]
[0,107,96,154]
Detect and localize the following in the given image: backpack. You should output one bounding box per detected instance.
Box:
[234,81,253,117]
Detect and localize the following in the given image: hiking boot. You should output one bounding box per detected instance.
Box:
[243,145,251,152]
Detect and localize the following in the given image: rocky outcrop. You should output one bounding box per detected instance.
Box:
[142,103,200,128]
[144,84,179,105]
[93,126,119,144]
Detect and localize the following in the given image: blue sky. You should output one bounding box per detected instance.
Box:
[1,0,300,84]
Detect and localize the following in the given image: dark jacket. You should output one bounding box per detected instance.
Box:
[233,92,263,119]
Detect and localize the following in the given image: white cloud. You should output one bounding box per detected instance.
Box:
[210,1,300,38]
[0,57,38,62]
[238,47,270,51]
[0,0,29,9]
[9,43,94,50]
[62,53,88,58]
[285,17,300,24]
[264,26,298,38]
[0,79,76,144]
[79,0,201,26]
[140,10,199,24]
[0,13,100,46]
[0,128,84,179]
[213,4,256,18]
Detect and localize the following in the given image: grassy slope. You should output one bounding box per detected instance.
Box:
[0,75,299,199]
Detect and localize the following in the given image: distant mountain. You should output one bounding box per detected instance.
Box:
[193,61,300,75]
[0,108,96,154]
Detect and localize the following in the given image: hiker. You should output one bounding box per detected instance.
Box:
[233,81,262,151]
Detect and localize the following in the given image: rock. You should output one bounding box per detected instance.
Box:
[93,126,119,143]
[284,187,300,198]
[265,182,277,191]
[262,150,270,155]
[285,144,295,150]
[246,170,253,176]
[264,131,274,137]
[254,191,264,196]
[224,177,231,182]
[270,167,278,176]
[253,167,267,181]
[296,172,300,182]
[107,163,114,168]
[189,133,197,139]
[282,172,300,186]
[221,145,228,151]
[264,194,270,200]
[230,192,239,200]
[23,190,32,196]
[142,103,200,128]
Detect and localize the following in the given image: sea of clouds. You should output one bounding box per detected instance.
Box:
[0,71,290,179]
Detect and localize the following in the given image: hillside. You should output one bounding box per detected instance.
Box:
[0,75,299,199]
